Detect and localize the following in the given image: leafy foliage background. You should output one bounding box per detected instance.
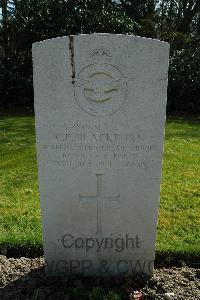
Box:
[0,0,200,112]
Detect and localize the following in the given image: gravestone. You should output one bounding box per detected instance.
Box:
[32,34,169,276]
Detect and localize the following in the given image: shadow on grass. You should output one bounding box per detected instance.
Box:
[1,244,200,268]
[0,117,35,134]
[0,116,36,163]
[165,118,200,140]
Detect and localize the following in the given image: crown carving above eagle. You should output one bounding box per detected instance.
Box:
[89,48,111,63]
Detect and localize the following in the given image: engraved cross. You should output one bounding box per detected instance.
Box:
[79,174,120,235]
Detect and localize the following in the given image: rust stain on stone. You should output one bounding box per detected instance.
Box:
[69,35,75,84]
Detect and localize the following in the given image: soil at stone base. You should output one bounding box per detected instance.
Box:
[0,256,200,300]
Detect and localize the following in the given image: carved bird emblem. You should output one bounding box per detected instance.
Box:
[76,78,122,103]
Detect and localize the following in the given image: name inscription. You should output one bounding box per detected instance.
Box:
[41,120,158,171]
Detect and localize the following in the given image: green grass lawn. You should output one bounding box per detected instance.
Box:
[0,114,199,257]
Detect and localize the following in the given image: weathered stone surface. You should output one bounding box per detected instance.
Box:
[32,34,169,276]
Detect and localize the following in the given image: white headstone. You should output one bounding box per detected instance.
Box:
[32,34,169,276]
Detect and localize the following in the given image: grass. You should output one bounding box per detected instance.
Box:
[0,115,41,247]
[158,117,200,256]
[0,114,199,257]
